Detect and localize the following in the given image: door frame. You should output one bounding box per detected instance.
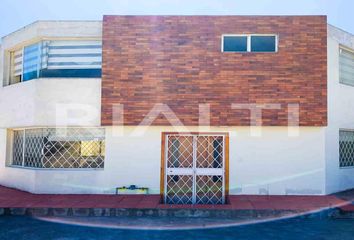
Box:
[160,132,230,203]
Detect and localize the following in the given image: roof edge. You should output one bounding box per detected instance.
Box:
[2,20,102,40]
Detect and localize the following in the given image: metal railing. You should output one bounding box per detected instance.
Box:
[11,128,105,169]
[340,130,354,168]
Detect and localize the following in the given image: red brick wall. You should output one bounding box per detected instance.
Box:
[102,16,327,126]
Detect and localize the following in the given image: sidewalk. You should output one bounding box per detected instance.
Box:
[0,185,352,216]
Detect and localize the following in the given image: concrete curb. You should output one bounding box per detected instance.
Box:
[0,207,352,219]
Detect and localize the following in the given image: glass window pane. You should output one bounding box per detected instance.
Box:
[339,130,354,167]
[251,36,276,52]
[40,69,101,78]
[47,40,102,70]
[11,128,105,169]
[39,40,102,78]
[339,48,354,86]
[9,50,22,85]
[23,43,41,81]
[81,141,102,157]
[223,36,247,52]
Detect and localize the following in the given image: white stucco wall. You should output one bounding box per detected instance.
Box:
[325,26,354,194]
[0,78,101,128]
[0,126,326,195]
[0,129,36,192]
[0,44,2,86]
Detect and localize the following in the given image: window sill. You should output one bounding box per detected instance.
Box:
[6,165,104,171]
[339,166,354,169]
[4,77,102,88]
[339,82,354,88]
[222,51,278,53]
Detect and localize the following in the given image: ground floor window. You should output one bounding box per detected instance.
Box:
[11,128,105,169]
[339,130,354,168]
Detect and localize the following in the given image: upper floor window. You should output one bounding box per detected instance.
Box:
[223,36,248,52]
[9,40,102,85]
[222,34,278,53]
[339,47,354,87]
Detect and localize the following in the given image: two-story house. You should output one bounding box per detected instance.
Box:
[0,16,353,204]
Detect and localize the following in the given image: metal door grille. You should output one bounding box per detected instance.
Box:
[166,175,193,204]
[164,134,226,204]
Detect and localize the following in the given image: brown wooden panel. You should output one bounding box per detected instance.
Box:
[102,16,327,126]
[160,133,166,198]
[225,134,230,200]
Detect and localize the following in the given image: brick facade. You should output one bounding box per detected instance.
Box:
[101,16,327,126]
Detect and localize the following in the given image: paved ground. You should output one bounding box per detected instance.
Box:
[1,216,354,239]
[334,188,354,212]
[0,186,352,212]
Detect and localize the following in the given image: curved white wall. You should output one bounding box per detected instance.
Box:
[0,21,102,128]
[0,21,105,193]
[0,78,101,128]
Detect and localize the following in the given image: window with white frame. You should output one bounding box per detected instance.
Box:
[339,47,354,86]
[222,34,277,53]
[339,130,354,168]
[8,40,102,85]
[11,128,105,169]
[9,48,23,84]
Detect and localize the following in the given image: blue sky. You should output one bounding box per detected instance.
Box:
[1,0,353,37]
